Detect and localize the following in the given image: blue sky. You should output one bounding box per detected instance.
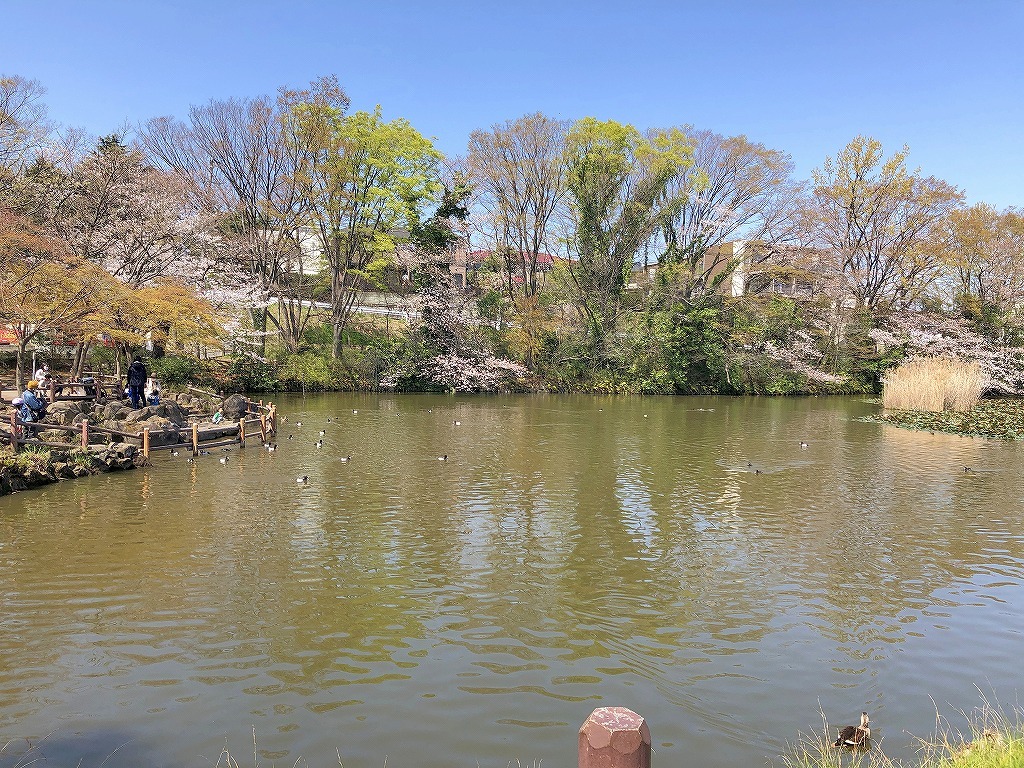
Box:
[6,1,1023,207]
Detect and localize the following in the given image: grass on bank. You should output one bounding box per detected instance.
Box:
[781,703,1024,768]
[882,358,986,413]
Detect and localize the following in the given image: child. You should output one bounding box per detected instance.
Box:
[212,408,223,424]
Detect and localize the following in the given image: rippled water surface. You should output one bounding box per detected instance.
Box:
[2,394,1023,767]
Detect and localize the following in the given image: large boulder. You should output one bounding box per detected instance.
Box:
[221,394,249,421]
[46,400,90,426]
[123,401,188,427]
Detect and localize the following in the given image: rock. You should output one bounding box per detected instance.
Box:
[221,394,249,421]
[46,401,89,426]
[99,402,132,421]
[36,429,74,445]
[53,462,76,479]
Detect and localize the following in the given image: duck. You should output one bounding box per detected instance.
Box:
[198,450,210,456]
[318,429,326,436]
[266,444,277,452]
[799,441,809,449]
[295,421,303,427]
[963,466,972,472]
[186,457,196,464]
[339,456,352,463]
[296,475,309,484]
[315,439,324,449]
[437,455,448,461]
[834,712,870,748]
[453,420,461,426]
[219,456,229,464]
[169,449,179,457]
[352,409,358,414]
[326,418,332,423]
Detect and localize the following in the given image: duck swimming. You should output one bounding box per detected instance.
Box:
[296,475,309,484]
[437,455,448,461]
[834,712,870,748]
[339,456,352,463]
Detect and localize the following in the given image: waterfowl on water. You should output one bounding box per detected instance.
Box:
[453,420,461,426]
[296,475,309,484]
[437,455,448,461]
[315,439,323,449]
[187,457,196,464]
[295,421,303,427]
[339,456,352,463]
[169,449,179,456]
[799,441,808,449]
[964,466,972,472]
[834,712,870,748]
[319,430,326,436]
[219,456,229,464]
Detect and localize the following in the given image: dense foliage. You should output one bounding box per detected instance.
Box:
[3,72,1024,395]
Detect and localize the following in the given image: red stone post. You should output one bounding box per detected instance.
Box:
[81,419,88,450]
[579,707,651,768]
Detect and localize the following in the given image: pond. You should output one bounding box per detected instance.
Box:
[2,394,1023,767]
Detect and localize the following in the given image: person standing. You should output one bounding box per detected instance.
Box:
[127,356,148,409]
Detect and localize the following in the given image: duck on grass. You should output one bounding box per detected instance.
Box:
[781,701,1024,768]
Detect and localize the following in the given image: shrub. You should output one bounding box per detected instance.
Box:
[882,357,987,412]
[225,357,279,393]
[277,353,340,391]
[148,355,210,386]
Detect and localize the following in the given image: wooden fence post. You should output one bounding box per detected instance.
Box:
[81,418,89,450]
[268,404,276,434]
[579,708,651,768]
[142,427,150,459]
[239,416,245,447]
[192,423,199,455]
[10,413,20,452]
[260,413,267,443]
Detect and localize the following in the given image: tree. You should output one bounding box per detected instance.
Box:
[140,77,346,355]
[0,74,51,202]
[563,118,694,360]
[467,112,568,299]
[938,203,1024,323]
[37,135,207,287]
[97,280,221,365]
[292,102,442,358]
[0,211,116,388]
[807,136,963,311]
[656,128,798,306]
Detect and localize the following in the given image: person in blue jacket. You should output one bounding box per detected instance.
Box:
[19,380,47,434]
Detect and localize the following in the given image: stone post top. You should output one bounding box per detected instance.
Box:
[580,706,651,750]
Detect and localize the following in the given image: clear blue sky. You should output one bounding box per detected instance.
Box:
[6,0,1023,207]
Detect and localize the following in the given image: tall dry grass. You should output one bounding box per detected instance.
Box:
[882,358,986,412]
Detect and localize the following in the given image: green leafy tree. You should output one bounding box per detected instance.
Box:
[293,103,442,358]
[563,118,693,361]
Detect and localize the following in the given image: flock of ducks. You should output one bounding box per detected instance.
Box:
[175,409,455,486]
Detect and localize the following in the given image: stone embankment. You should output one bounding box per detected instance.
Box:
[1,391,252,496]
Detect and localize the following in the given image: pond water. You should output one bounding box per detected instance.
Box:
[1,394,1023,768]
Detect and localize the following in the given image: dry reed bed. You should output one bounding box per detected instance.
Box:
[882,358,987,413]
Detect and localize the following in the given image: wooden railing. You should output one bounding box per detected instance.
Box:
[1,399,278,458]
